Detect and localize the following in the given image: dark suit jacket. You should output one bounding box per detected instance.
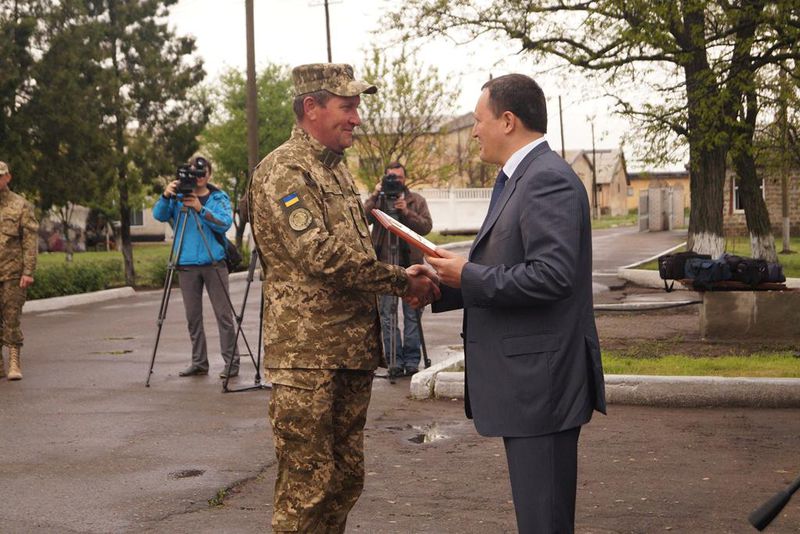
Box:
[434,141,606,437]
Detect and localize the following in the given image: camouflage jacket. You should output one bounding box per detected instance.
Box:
[0,188,38,282]
[249,126,409,370]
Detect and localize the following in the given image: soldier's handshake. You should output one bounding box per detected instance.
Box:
[403,264,440,309]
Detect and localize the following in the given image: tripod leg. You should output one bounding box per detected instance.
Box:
[416,308,431,369]
[223,248,261,391]
[146,208,189,386]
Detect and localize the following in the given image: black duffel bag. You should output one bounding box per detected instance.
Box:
[765,262,786,283]
[731,257,768,286]
[685,257,732,290]
[658,251,711,291]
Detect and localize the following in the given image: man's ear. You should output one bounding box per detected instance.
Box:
[502,111,516,134]
[303,96,318,121]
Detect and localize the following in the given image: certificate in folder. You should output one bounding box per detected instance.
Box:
[370,208,442,258]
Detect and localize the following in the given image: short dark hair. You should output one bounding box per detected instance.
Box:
[481,74,547,134]
[385,161,405,173]
[293,90,333,120]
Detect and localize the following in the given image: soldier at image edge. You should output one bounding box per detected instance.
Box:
[247,63,440,532]
[0,160,39,382]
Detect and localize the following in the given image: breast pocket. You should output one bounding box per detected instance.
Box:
[320,183,348,231]
[1,218,19,238]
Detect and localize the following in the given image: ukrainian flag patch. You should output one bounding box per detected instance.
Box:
[281,192,300,207]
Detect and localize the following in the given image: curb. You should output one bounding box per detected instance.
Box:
[23,286,137,314]
[412,346,800,407]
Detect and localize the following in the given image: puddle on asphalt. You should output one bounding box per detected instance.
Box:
[169,469,205,479]
[90,350,133,355]
[407,423,451,444]
[104,336,135,340]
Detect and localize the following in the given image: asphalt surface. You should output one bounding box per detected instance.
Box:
[4,226,798,533]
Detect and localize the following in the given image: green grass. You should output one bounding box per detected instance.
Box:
[638,237,800,278]
[603,351,800,377]
[591,213,637,230]
[427,232,476,245]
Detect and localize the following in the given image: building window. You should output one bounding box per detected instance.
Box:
[627,186,634,197]
[733,178,765,213]
[130,208,144,227]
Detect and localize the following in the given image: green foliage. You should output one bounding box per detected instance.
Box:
[29,259,122,300]
[355,46,459,189]
[201,64,294,241]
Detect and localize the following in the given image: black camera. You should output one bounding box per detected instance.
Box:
[381,173,404,200]
[175,157,208,195]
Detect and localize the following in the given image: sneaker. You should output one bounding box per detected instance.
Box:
[404,366,419,376]
[388,366,404,378]
[219,369,239,379]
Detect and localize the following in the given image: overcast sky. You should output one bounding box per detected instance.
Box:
[168,0,684,171]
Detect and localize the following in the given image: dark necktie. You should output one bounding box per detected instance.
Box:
[487,169,509,217]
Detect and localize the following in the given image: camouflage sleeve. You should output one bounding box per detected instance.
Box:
[21,202,39,276]
[252,162,408,296]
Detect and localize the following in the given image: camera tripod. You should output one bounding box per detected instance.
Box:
[373,192,431,385]
[145,202,263,391]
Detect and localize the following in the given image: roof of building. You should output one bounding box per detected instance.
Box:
[560,148,628,185]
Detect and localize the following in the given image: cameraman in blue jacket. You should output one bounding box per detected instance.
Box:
[153,155,240,378]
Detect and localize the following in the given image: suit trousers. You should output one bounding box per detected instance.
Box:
[178,264,239,372]
[503,426,581,534]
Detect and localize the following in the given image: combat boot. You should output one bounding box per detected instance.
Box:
[8,346,22,380]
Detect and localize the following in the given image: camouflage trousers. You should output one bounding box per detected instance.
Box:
[0,279,26,347]
[267,368,374,533]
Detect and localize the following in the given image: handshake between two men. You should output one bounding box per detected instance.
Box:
[401,247,467,309]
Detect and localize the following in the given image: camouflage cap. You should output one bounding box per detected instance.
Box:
[0,161,8,175]
[292,63,377,98]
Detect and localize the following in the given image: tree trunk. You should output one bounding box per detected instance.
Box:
[687,145,726,257]
[117,174,135,286]
[682,4,726,257]
[731,149,777,262]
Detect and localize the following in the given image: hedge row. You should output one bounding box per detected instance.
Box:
[28,243,251,300]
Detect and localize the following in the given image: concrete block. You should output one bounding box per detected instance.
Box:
[434,371,465,399]
[700,290,800,340]
[409,350,464,399]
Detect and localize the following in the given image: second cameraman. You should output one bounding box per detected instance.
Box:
[365,162,432,376]
[153,155,240,379]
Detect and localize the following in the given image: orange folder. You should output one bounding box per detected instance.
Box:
[370,208,442,258]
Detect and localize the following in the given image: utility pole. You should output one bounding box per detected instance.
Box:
[245,0,259,179]
[590,119,599,219]
[779,65,792,253]
[558,96,565,159]
[310,0,341,62]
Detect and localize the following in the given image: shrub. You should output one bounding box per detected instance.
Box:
[28,259,122,300]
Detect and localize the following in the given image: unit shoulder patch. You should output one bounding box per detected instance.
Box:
[288,208,313,232]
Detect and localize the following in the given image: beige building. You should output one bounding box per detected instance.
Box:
[561,149,630,217]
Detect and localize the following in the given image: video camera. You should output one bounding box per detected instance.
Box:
[381,173,404,200]
[175,157,209,195]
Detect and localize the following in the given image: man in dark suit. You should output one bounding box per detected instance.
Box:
[426,74,606,534]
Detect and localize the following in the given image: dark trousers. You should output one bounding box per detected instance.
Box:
[503,426,581,534]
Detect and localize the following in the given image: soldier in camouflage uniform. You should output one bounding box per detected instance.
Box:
[0,161,38,381]
[248,64,440,533]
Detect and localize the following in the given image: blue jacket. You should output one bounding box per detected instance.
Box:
[152,186,233,266]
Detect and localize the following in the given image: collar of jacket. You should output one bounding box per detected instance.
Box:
[292,125,344,169]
